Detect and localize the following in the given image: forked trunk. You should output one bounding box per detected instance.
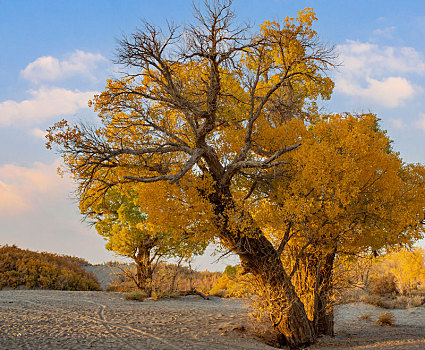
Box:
[290,247,336,337]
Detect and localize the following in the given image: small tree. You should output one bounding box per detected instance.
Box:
[84,188,205,296]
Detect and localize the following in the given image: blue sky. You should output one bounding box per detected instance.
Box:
[1,0,424,270]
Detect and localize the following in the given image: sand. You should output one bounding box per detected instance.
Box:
[0,290,274,350]
[311,303,425,350]
[0,290,424,349]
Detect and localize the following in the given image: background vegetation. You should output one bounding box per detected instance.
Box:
[0,245,100,291]
[106,261,222,295]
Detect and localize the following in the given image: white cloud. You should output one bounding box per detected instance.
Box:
[22,56,61,82]
[21,50,107,83]
[29,128,47,140]
[335,40,425,107]
[338,40,425,75]
[0,159,73,216]
[416,114,425,132]
[0,87,97,127]
[337,76,414,108]
[372,26,396,39]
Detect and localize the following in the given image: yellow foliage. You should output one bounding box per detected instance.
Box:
[209,265,249,297]
[373,248,425,295]
[45,2,425,345]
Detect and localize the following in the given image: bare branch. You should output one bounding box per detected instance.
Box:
[289,237,314,278]
[124,148,204,184]
[221,143,300,185]
[277,221,293,256]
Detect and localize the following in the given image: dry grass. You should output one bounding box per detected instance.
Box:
[125,289,185,302]
[407,295,424,308]
[106,262,222,294]
[0,245,100,291]
[124,290,148,301]
[360,293,425,309]
[244,311,283,348]
[359,312,373,321]
[376,311,395,326]
[210,288,227,298]
[107,280,135,292]
[360,294,381,305]
[149,290,172,300]
[359,294,397,308]
[370,273,397,295]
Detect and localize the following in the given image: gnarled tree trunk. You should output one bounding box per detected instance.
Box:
[134,244,154,297]
[236,235,317,348]
[209,185,317,348]
[290,248,336,337]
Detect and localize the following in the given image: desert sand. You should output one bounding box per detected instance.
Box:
[1,290,424,349]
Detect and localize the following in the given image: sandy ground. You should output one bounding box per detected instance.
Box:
[0,290,274,350]
[0,290,424,350]
[311,303,425,350]
[84,265,121,291]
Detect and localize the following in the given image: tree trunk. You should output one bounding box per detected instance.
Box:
[233,234,317,348]
[135,246,153,297]
[289,248,336,337]
[317,306,334,337]
[316,250,336,337]
[207,185,317,348]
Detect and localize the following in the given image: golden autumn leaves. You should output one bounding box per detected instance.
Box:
[46,4,425,347]
[256,114,425,252]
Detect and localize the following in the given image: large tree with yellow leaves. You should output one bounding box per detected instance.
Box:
[46,1,425,347]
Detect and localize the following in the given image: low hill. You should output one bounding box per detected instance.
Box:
[0,245,100,291]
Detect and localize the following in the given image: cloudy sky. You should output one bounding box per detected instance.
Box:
[1,0,424,270]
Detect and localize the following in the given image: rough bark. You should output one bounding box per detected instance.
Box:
[316,251,336,336]
[207,186,316,348]
[318,307,334,337]
[284,246,336,338]
[238,235,317,348]
[134,246,154,297]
